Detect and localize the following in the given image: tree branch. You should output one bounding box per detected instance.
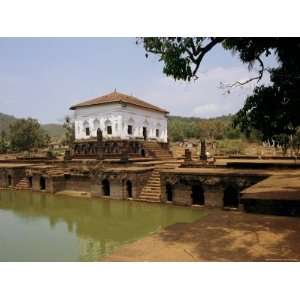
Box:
[220,75,262,89]
[192,38,225,77]
[220,57,267,90]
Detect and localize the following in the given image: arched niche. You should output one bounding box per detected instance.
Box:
[223,185,239,208]
[102,179,110,196]
[93,118,100,130]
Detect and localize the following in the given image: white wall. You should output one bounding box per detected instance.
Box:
[73,103,168,142]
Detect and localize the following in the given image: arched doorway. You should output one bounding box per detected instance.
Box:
[142,127,147,140]
[28,176,33,189]
[40,176,46,191]
[166,183,173,202]
[83,120,90,137]
[102,179,110,196]
[7,175,12,187]
[223,185,239,208]
[191,183,205,205]
[126,180,133,198]
[141,149,146,157]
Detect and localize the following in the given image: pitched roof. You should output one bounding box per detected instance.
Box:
[70,91,169,113]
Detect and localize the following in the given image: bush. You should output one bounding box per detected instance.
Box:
[216,139,246,155]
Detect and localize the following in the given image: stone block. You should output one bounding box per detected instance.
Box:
[204,189,224,208]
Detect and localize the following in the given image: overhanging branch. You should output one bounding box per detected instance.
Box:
[219,57,268,90]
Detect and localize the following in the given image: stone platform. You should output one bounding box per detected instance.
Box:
[241,173,300,201]
[1,156,300,216]
[72,139,172,160]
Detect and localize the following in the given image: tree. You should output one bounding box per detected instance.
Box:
[138,38,300,143]
[291,129,300,155]
[167,115,243,142]
[62,116,75,147]
[9,118,49,151]
[0,130,9,153]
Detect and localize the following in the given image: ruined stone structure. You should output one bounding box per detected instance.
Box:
[1,157,300,216]
[160,169,267,209]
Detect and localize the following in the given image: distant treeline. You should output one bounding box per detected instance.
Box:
[0,111,260,146]
[168,115,258,142]
[0,112,65,140]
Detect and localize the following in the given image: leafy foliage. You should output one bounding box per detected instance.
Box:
[140,37,300,146]
[62,116,75,146]
[0,112,18,133]
[216,139,246,155]
[168,115,246,142]
[41,123,66,141]
[0,112,65,141]
[9,118,50,151]
[0,130,9,154]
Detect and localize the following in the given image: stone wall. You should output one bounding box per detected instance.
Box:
[48,176,66,193]
[73,102,168,142]
[1,166,153,201]
[32,174,44,192]
[0,168,8,187]
[160,172,266,208]
[0,167,26,188]
[93,169,152,200]
[172,183,192,206]
[64,175,92,192]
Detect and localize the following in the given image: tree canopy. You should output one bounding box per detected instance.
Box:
[168,115,245,142]
[62,116,75,147]
[9,118,50,151]
[139,38,300,144]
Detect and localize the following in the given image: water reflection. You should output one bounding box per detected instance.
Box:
[0,190,202,261]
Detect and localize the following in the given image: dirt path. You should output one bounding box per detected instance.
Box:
[103,209,300,261]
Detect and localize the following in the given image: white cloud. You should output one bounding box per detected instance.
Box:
[193,103,219,116]
[137,65,270,118]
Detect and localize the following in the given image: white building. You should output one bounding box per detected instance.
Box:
[70,91,169,143]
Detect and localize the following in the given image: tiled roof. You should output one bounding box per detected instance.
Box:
[70,91,169,113]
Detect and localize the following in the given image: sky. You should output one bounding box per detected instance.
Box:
[0,38,273,124]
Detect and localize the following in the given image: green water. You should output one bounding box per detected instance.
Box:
[0,190,203,261]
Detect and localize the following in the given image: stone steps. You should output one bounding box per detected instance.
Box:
[138,169,161,202]
[143,142,173,160]
[14,177,31,190]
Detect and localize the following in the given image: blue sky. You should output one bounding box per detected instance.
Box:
[0,38,271,124]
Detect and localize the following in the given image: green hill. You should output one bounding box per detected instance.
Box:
[41,123,65,140]
[0,112,18,133]
[0,112,65,141]
[0,111,249,143]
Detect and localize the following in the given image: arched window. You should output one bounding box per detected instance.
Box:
[128,125,133,135]
[223,185,239,208]
[102,179,110,196]
[156,122,161,138]
[105,120,112,135]
[127,117,134,135]
[191,183,205,205]
[126,180,133,198]
[142,127,147,140]
[83,120,90,136]
[156,129,160,137]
